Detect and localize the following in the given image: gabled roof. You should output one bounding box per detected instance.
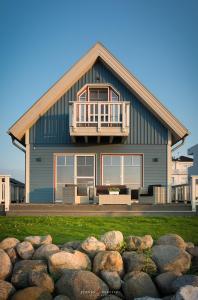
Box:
[8,42,189,144]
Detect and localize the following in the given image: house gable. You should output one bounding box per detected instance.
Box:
[8,42,189,144]
[29,59,168,145]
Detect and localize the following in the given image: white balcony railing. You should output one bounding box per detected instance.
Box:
[69,101,130,136]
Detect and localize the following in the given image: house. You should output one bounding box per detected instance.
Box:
[188,144,198,176]
[8,43,189,205]
[172,156,193,186]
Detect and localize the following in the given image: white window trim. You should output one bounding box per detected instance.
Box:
[101,153,144,187]
[77,84,120,102]
[54,153,96,203]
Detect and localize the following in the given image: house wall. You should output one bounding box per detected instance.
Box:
[29,144,167,203]
[29,59,168,146]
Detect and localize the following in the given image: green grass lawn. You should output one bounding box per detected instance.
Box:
[0,216,198,244]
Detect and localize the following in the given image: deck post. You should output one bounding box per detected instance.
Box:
[25,130,30,203]
[122,102,126,131]
[191,175,198,212]
[4,176,10,211]
[98,103,101,132]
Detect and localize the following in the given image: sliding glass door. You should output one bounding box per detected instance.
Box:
[55,154,95,202]
[102,154,143,187]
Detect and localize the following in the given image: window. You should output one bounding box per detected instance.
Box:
[78,85,120,102]
[102,154,142,186]
[56,155,74,200]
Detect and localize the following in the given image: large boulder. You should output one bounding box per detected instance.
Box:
[186,246,198,257]
[29,270,54,293]
[33,244,59,260]
[53,296,70,300]
[55,269,109,300]
[93,251,124,276]
[156,234,186,250]
[0,238,20,250]
[0,280,15,300]
[11,287,52,300]
[0,249,12,280]
[61,241,81,250]
[100,231,123,251]
[155,271,181,295]
[122,251,157,275]
[11,260,47,288]
[24,235,52,248]
[125,235,153,251]
[5,248,18,264]
[175,285,198,300]
[122,271,159,300]
[152,245,191,274]
[100,271,122,290]
[48,250,91,279]
[171,275,198,293]
[16,241,34,260]
[81,236,106,258]
[101,296,123,300]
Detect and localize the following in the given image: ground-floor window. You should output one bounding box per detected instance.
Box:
[102,154,143,186]
[55,154,95,201]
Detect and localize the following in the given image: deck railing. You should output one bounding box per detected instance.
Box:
[69,101,130,131]
[0,175,10,211]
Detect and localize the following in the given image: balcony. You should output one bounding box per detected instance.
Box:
[69,101,130,143]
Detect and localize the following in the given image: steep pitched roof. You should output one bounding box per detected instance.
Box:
[8,42,189,144]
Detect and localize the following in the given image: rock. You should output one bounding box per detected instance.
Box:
[175,285,198,300]
[11,287,52,300]
[134,298,162,300]
[81,236,106,258]
[0,238,20,250]
[55,269,109,300]
[122,271,159,299]
[48,250,91,279]
[186,242,194,249]
[122,251,157,275]
[5,248,18,264]
[61,241,81,250]
[101,296,122,300]
[33,244,59,260]
[24,235,52,248]
[152,245,191,274]
[171,275,198,293]
[156,234,186,250]
[0,249,12,280]
[16,241,34,260]
[29,270,54,293]
[93,251,124,276]
[126,235,153,251]
[186,246,198,257]
[100,231,123,251]
[0,280,15,300]
[11,260,47,288]
[155,271,181,295]
[100,271,122,290]
[53,296,70,300]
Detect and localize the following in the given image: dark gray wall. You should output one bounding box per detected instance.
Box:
[30,59,168,146]
[30,144,167,203]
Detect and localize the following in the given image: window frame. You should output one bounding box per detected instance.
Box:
[77,84,120,102]
[101,153,144,187]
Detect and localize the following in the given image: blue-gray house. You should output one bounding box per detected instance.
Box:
[8,43,189,205]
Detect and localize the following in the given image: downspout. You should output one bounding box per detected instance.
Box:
[11,137,26,153]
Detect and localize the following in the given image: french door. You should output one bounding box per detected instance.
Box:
[55,154,95,202]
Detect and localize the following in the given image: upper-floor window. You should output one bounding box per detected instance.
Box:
[77,84,120,102]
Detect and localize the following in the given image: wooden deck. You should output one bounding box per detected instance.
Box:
[2,203,195,216]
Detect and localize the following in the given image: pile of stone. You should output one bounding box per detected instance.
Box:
[0,231,198,300]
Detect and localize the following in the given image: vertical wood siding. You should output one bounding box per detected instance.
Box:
[30,59,168,145]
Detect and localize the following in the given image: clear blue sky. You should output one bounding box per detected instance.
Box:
[0,0,197,182]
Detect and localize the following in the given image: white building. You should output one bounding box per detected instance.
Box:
[188,144,198,176]
[172,156,193,186]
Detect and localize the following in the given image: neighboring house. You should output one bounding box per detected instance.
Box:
[188,144,198,176]
[172,156,193,186]
[8,43,189,204]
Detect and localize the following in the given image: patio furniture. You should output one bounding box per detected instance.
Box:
[98,194,131,205]
[138,185,166,204]
[63,184,77,204]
